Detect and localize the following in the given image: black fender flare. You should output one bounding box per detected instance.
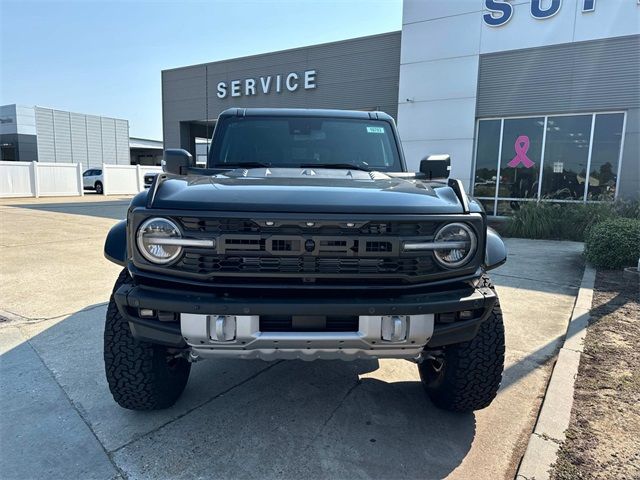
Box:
[104,220,127,266]
[484,227,507,271]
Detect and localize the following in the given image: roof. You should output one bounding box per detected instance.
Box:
[218,108,394,121]
[129,137,163,149]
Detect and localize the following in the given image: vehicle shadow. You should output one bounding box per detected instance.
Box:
[5,304,476,480]
[10,199,130,221]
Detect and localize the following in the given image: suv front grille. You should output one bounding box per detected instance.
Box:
[177,253,436,276]
[137,216,477,285]
[180,218,438,237]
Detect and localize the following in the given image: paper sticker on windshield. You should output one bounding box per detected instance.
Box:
[366,126,385,134]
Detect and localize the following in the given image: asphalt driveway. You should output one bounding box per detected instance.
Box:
[0,196,585,480]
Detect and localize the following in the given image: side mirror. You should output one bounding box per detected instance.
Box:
[162,149,194,175]
[419,154,451,180]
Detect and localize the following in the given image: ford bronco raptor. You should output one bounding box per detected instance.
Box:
[103,108,507,412]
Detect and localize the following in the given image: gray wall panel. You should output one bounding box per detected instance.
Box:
[100,118,117,164]
[115,119,130,164]
[32,107,129,167]
[477,35,640,117]
[53,110,72,162]
[86,115,104,168]
[162,32,401,149]
[35,107,55,162]
[70,113,88,167]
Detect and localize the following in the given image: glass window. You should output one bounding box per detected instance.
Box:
[478,198,495,215]
[496,199,537,216]
[540,115,592,200]
[498,118,544,199]
[473,120,501,198]
[209,117,402,171]
[473,111,626,210]
[587,113,624,201]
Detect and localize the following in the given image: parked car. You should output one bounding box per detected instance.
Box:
[143,172,159,189]
[103,108,507,413]
[83,168,104,194]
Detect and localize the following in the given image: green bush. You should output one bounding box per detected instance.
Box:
[505,200,639,241]
[585,218,640,269]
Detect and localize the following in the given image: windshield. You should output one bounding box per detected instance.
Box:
[208,116,402,171]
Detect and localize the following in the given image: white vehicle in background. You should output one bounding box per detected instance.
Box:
[83,168,104,194]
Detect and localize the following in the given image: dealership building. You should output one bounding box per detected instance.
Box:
[0,104,163,167]
[162,0,639,211]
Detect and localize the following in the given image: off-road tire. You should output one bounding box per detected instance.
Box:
[95,181,103,194]
[104,269,191,410]
[419,274,505,412]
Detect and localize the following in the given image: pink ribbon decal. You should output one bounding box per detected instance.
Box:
[507,135,535,168]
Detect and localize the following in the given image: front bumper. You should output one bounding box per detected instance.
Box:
[113,282,497,360]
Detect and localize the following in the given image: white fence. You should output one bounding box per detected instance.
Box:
[0,161,162,198]
[102,164,163,195]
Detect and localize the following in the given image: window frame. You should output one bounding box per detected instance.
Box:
[471,111,627,215]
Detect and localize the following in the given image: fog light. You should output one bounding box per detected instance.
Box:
[157,311,177,322]
[381,315,407,342]
[139,308,155,318]
[458,310,474,320]
[209,315,236,341]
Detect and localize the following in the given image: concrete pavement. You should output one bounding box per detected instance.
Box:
[0,196,585,480]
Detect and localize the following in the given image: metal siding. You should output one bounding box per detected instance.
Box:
[52,110,72,162]
[35,107,55,162]
[162,32,401,149]
[477,35,640,117]
[70,113,88,167]
[115,119,130,164]
[86,115,103,168]
[101,117,117,164]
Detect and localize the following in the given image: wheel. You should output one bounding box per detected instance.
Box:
[104,269,191,410]
[419,274,505,412]
[95,181,103,194]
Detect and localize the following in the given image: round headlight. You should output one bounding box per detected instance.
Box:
[433,223,477,268]
[137,217,183,264]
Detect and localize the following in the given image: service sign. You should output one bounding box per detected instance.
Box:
[216,70,317,99]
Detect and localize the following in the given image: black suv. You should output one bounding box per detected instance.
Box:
[103,108,507,412]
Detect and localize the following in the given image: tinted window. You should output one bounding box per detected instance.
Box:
[95,169,102,175]
[474,120,501,198]
[540,115,592,200]
[209,117,402,171]
[498,117,544,199]
[587,113,624,201]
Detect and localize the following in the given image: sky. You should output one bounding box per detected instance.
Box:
[0,0,402,140]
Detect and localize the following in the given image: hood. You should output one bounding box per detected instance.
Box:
[149,168,464,214]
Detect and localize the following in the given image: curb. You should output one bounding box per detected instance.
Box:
[515,264,596,480]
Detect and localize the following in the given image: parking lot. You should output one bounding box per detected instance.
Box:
[0,196,585,480]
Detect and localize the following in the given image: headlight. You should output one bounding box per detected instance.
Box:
[432,222,477,268]
[137,217,183,264]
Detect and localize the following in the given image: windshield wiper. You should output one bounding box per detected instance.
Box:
[300,163,371,172]
[216,162,271,169]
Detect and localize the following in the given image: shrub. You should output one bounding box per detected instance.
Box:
[585,218,640,269]
[505,200,639,242]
